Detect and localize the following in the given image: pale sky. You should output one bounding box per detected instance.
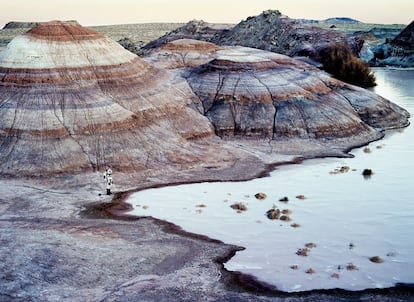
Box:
[1,0,412,28]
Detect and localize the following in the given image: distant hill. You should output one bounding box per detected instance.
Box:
[2,21,41,29]
[371,20,414,67]
[391,20,414,48]
[143,10,358,62]
[324,17,361,24]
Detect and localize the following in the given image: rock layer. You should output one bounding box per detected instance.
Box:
[143,10,361,62]
[0,21,215,176]
[146,41,410,140]
[371,21,414,67]
[144,38,221,69]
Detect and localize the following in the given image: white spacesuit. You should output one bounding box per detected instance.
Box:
[103,168,113,195]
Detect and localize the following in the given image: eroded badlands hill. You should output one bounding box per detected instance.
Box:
[0,21,217,176]
[0,22,410,178]
[145,39,410,141]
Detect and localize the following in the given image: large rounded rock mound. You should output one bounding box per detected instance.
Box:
[0,21,215,176]
[180,45,410,139]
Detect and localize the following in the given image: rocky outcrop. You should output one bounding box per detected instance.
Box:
[117,37,142,56]
[0,21,216,176]
[2,21,41,29]
[144,39,221,69]
[392,21,414,48]
[142,20,232,53]
[145,40,410,141]
[210,10,362,60]
[143,11,361,63]
[371,21,414,67]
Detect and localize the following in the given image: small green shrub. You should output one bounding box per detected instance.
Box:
[321,43,376,88]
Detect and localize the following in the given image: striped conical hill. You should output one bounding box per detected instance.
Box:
[0,21,215,176]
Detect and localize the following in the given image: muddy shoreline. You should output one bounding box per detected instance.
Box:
[84,162,414,300]
[1,137,414,301]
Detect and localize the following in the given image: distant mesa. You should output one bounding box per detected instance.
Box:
[323,17,361,24]
[0,21,216,176]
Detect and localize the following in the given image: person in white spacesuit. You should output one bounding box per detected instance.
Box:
[103,168,113,195]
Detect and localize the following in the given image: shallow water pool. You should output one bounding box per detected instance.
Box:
[127,68,414,292]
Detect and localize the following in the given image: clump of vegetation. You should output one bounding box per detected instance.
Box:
[255,192,267,200]
[196,204,207,208]
[280,215,291,222]
[330,166,351,175]
[305,242,317,249]
[279,196,289,203]
[266,207,281,220]
[363,147,372,153]
[306,268,316,274]
[230,202,248,212]
[321,43,376,88]
[296,248,310,257]
[346,263,358,271]
[362,169,374,176]
[331,273,340,279]
[290,223,301,228]
[295,195,306,200]
[290,264,299,270]
[282,209,291,215]
[370,256,384,263]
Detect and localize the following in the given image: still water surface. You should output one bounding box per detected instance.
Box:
[128,68,414,292]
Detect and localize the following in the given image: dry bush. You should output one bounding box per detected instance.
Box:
[296,248,310,257]
[305,242,317,249]
[279,196,289,203]
[321,43,376,88]
[280,215,291,222]
[266,208,281,220]
[346,263,358,271]
[230,202,248,211]
[255,192,267,200]
[331,273,340,279]
[370,256,384,263]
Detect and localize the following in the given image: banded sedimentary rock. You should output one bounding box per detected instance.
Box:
[143,10,361,62]
[144,39,221,69]
[372,21,414,67]
[146,41,409,139]
[0,21,215,176]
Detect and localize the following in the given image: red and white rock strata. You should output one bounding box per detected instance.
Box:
[0,21,215,176]
[150,42,409,140]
